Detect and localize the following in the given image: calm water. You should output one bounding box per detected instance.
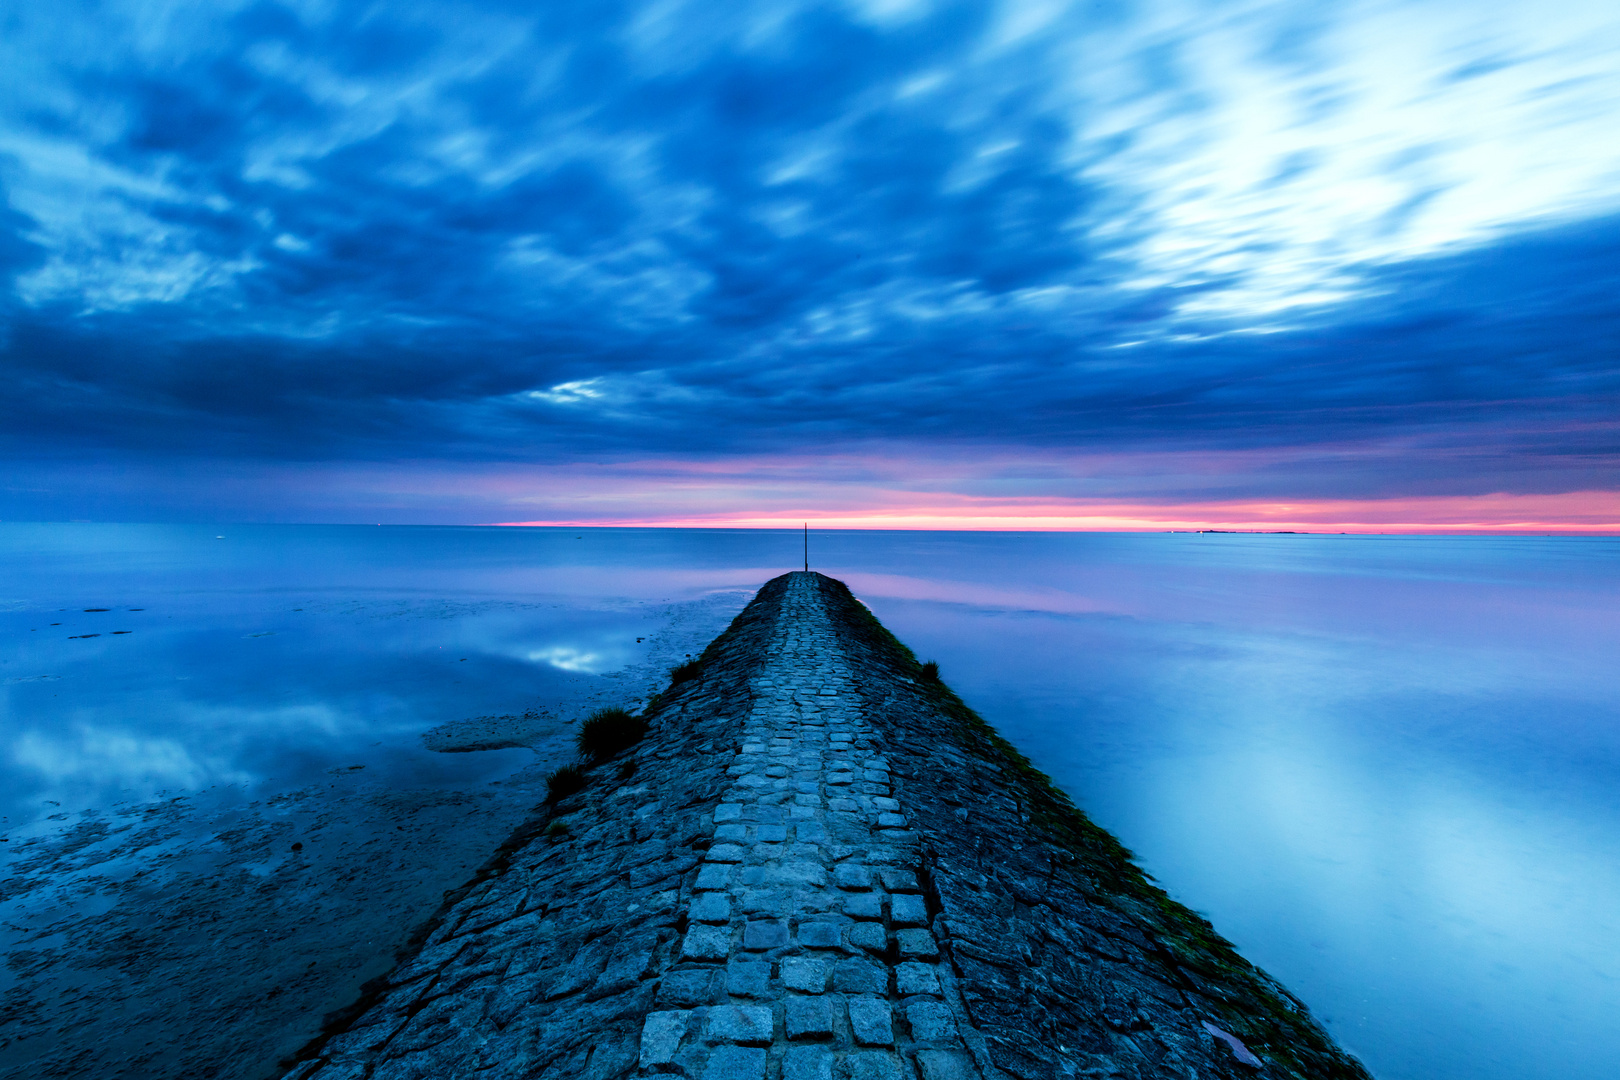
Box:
[3,524,1618,1080]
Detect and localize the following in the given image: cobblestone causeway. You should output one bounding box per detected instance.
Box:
[645,572,989,1080]
[282,572,1370,1080]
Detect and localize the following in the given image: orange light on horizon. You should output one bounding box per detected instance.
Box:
[489,491,1620,534]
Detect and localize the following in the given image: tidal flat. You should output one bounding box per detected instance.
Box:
[0,524,756,1078]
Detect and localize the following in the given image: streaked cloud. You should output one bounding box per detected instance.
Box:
[0,0,1616,526]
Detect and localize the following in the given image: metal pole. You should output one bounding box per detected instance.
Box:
[804,523,808,572]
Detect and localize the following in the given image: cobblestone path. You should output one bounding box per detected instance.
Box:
[284,571,1368,1080]
[643,572,986,1080]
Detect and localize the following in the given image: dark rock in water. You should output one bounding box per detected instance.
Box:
[283,572,1371,1080]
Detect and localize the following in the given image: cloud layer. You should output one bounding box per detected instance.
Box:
[2,0,1618,524]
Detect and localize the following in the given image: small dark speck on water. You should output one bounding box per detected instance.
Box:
[111,631,132,635]
[69,634,101,639]
[84,607,109,612]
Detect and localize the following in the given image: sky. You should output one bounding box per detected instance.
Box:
[2,0,1618,531]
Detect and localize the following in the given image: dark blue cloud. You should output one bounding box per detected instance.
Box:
[0,0,1616,514]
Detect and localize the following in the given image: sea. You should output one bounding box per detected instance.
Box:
[2,523,1618,1080]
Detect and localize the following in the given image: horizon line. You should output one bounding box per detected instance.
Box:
[489,519,1620,535]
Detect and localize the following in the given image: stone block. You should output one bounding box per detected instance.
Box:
[714,803,744,822]
[543,943,609,1000]
[828,798,861,813]
[894,962,940,996]
[737,887,791,918]
[706,1004,774,1046]
[757,823,789,842]
[870,797,900,812]
[796,888,838,914]
[847,997,894,1046]
[657,967,723,1007]
[681,925,731,961]
[834,863,873,890]
[914,1050,978,1080]
[905,999,956,1041]
[896,928,939,960]
[833,957,888,994]
[696,863,733,890]
[783,1046,834,1080]
[590,946,653,999]
[631,855,695,889]
[703,1045,767,1080]
[767,861,828,887]
[793,794,824,807]
[780,956,830,993]
[587,1032,641,1080]
[785,995,834,1040]
[848,922,887,954]
[707,844,747,863]
[836,1052,903,1080]
[842,892,884,920]
[691,892,732,924]
[715,823,750,843]
[796,821,830,844]
[790,805,819,819]
[726,959,772,998]
[797,922,842,949]
[639,1010,689,1067]
[889,894,928,928]
[878,868,919,892]
[743,919,789,950]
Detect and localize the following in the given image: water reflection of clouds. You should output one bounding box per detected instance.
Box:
[526,645,616,674]
[13,724,254,791]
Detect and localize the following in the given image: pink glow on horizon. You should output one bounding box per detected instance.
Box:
[493,491,1620,533]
